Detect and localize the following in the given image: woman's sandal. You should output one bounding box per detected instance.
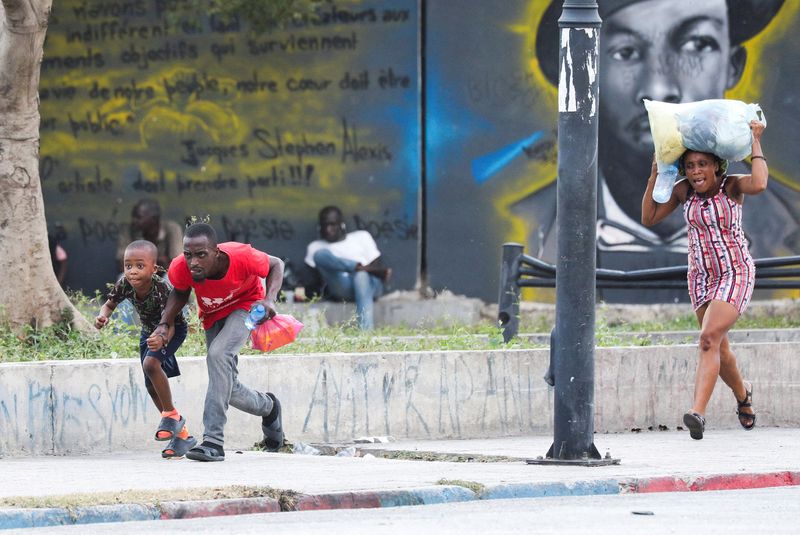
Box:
[155,415,185,441]
[736,381,756,430]
[683,411,705,440]
[162,435,197,459]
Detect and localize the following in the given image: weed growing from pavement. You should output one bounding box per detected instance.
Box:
[2,292,800,362]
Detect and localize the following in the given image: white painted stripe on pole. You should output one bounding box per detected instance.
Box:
[558,28,576,113]
[586,27,598,117]
[558,28,599,116]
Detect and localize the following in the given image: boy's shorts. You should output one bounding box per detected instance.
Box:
[138,322,188,388]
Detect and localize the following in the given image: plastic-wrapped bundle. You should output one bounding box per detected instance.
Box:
[644,99,765,202]
[250,314,304,352]
[678,100,765,161]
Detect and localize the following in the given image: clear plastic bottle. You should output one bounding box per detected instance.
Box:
[244,304,266,330]
[293,442,321,455]
[652,164,678,203]
[335,446,357,457]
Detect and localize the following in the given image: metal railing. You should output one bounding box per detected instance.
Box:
[498,242,800,342]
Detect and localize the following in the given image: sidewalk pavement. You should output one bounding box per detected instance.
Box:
[1,428,799,529]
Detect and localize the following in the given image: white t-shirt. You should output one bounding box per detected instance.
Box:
[305,230,381,268]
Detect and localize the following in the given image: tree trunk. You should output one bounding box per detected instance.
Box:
[0,0,90,333]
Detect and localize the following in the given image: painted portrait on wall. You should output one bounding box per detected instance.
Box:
[427,0,800,303]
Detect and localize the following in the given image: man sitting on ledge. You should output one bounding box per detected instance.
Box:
[304,206,391,330]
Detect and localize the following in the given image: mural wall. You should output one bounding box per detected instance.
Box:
[40,0,800,304]
[426,0,800,303]
[40,0,419,294]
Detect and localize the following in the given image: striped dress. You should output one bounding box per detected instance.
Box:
[683,176,755,314]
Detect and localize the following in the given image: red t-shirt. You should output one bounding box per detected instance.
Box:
[169,242,270,329]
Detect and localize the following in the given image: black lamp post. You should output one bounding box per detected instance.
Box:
[528,0,617,466]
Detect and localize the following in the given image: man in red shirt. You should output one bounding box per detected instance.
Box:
[151,223,285,462]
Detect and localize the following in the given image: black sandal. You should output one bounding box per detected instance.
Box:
[736,381,756,430]
[683,411,705,440]
[186,442,225,462]
[162,435,197,459]
[261,393,284,452]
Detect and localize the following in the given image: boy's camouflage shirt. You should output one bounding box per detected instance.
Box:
[107,274,187,332]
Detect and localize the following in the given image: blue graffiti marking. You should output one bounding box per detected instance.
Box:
[472,131,544,184]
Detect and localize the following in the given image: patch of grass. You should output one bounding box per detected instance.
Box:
[733,315,800,329]
[519,315,554,333]
[0,486,283,509]
[265,323,526,355]
[597,312,800,335]
[2,292,800,362]
[0,292,207,363]
[595,314,700,333]
[436,479,485,495]
[253,438,295,454]
[367,449,518,463]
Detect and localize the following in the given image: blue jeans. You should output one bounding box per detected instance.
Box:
[313,249,384,330]
[202,309,274,447]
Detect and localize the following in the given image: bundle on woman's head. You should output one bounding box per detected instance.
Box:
[645,99,763,201]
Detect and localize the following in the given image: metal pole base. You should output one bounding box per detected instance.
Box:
[526,442,621,466]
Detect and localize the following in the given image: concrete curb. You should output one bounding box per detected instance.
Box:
[0,504,160,529]
[160,497,282,519]
[292,485,475,511]
[480,480,621,500]
[624,471,800,493]
[1,471,798,529]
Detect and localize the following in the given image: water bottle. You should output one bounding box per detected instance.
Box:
[293,442,321,455]
[244,304,266,330]
[335,446,357,457]
[652,164,678,203]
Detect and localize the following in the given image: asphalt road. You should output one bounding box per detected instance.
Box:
[13,486,798,534]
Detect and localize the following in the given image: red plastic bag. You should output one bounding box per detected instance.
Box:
[250,314,304,352]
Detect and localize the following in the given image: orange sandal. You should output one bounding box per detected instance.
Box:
[162,435,197,459]
[155,415,185,441]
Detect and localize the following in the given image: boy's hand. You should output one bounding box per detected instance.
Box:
[146,331,168,351]
[95,315,109,329]
[147,323,173,351]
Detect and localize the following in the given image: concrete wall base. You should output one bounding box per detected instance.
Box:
[1,342,798,456]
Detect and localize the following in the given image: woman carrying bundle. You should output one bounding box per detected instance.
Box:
[641,120,765,440]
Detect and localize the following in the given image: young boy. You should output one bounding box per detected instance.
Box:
[96,240,196,458]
